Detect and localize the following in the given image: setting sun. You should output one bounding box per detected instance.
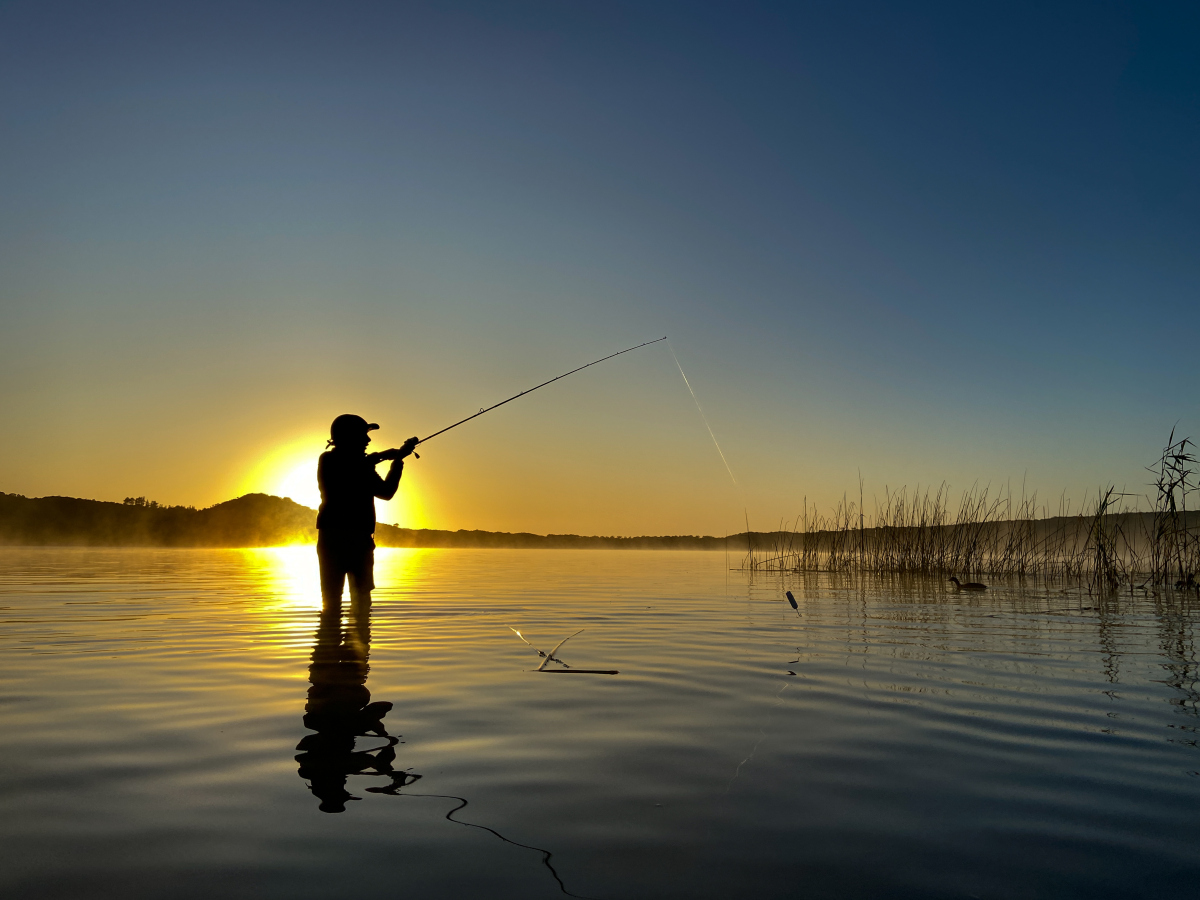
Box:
[238,435,433,530]
[238,436,325,511]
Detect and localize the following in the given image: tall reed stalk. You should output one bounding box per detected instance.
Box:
[740,432,1200,590]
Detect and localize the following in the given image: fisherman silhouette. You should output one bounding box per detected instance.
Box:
[316,414,418,605]
[297,415,421,812]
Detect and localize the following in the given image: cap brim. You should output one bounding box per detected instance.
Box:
[366,423,380,431]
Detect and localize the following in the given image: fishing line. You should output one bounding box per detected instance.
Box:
[416,337,667,448]
[401,792,597,899]
[667,340,738,485]
[724,680,789,793]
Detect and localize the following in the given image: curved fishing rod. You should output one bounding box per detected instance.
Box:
[413,337,666,452]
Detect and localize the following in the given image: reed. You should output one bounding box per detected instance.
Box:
[1144,430,1199,586]
[739,432,1200,590]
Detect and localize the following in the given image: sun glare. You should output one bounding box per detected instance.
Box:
[239,436,325,510]
[239,435,433,529]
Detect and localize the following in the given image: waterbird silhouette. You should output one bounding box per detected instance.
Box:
[949,576,988,591]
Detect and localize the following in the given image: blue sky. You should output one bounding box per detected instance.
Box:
[2,1,1197,534]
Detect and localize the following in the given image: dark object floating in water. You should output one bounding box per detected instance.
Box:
[786,671,796,676]
[949,576,988,591]
[785,591,801,616]
[538,669,619,675]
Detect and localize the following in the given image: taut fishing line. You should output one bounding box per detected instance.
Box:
[416,337,667,449]
[667,340,738,485]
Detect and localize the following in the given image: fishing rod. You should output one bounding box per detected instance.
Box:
[408,337,666,455]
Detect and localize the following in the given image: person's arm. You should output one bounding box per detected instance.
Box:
[375,458,403,501]
[371,437,420,501]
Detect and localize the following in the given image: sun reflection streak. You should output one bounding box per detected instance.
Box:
[243,546,325,611]
[243,547,431,611]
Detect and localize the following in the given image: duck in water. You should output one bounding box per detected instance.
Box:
[949,576,988,591]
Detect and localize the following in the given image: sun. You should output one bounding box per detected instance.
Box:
[238,436,325,510]
[238,435,432,528]
[273,458,323,511]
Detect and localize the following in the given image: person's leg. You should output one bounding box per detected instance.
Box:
[317,535,347,608]
[347,538,376,610]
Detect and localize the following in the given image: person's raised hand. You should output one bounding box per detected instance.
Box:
[397,436,420,460]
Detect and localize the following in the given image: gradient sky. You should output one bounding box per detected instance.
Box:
[3,1,1198,536]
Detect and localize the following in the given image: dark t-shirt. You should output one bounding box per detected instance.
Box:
[316,450,389,536]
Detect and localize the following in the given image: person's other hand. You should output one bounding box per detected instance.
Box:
[397,436,420,460]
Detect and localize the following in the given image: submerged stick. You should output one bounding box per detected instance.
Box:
[537,629,585,670]
[510,626,615,673]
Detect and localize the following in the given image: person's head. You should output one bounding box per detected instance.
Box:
[328,414,378,452]
[314,786,358,813]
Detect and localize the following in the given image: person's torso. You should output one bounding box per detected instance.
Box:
[316,451,379,534]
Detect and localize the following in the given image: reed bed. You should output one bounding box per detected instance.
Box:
[742,433,1200,590]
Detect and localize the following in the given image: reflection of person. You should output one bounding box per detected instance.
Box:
[296,597,419,813]
[316,414,418,605]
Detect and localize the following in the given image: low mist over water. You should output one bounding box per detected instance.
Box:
[1,548,1197,899]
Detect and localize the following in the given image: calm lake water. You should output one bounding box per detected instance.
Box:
[1,547,1197,899]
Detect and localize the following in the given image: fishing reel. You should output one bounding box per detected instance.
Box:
[367,444,421,464]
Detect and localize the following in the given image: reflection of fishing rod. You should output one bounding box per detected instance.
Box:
[412,337,667,455]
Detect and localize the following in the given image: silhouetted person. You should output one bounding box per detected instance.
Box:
[316,414,418,606]
[296,594,419,812]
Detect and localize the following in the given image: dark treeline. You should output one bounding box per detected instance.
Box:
[0,492,727,550]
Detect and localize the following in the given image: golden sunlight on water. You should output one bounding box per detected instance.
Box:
[0,547,1198,900]
[244,546,325,610]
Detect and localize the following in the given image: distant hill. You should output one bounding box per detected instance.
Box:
[0,492,728,550]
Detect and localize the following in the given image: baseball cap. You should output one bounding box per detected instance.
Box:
[329,414,379,443]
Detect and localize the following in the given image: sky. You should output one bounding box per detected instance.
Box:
[2,1,1198,536]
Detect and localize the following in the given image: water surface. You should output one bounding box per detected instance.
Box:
[1,547,1197,898]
